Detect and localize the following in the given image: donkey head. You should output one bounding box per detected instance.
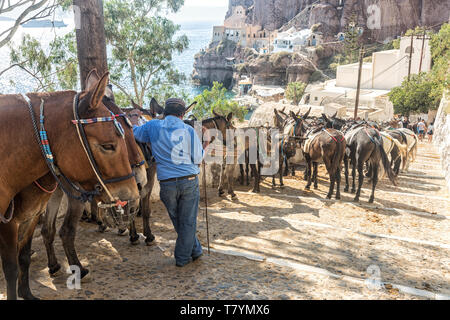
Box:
[74,70,139,203]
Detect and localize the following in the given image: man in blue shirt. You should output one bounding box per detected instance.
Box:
[132,98,204,267]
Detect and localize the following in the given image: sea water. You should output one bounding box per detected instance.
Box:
[0,20,217,100]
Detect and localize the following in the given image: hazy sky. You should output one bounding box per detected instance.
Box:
[169,0,228,23]
[0,0,229,24]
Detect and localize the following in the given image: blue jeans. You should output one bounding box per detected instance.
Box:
[160,176,203,265]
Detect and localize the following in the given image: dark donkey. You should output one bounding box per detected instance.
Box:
[40,71,148,283]
[344,124,397,203]
[295,113,346,199]
[0,71,140,300]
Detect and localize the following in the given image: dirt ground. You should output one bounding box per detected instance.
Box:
[1,141,449,300]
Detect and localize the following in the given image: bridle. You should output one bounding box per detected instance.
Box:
[24,92,135,208]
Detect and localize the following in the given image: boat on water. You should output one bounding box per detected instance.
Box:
[22,19,67,28]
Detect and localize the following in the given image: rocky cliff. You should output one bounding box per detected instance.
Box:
[236,49,317,85]
[192,40,238,88]
[192,0,449,89]
[229,0,449,41]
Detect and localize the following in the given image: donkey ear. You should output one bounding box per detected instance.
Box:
[131,100,141,109]
[150,98,164,115]
[88,72,109,110]
[290,111,297,119]
[185,101,197,114]
[227,112,233,122]
[332,111,338,119]
[302,107,311,119]
[274,109,279,115]
[85,69,100,91]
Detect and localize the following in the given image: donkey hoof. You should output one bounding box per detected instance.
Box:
[118,229,127,236]
[326,194,332,200]
[314,185,318,190]
[49,264,62,277]
[344,187,349,192]
[18,291,40,301]
[351,189,356,194]
[230,194,238,200]
[336,195,341,200]
[353,197,360,202]
[280,185,285,189]
[305,186,311,191]
[81,269,91,282]
[368,197,375,204]
[218,191,225,198]
[130,236,140,245]
[97,225,107,233]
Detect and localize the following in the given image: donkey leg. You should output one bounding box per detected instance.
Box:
[227,165,237,199]
[279,158,285,188]
[313,162,319,189]
[141,194,155,245]
[18,221,39,300]
[305,160,312,190]
[354,160,364,202]
[351,157,357,194]
[59,198,89,279]
[251,164,260,193]
[335,168,342,200]
[0,222,19,300]
[128,217,140,245]
[344,156,350,192]
[369,164,378,203]
[41,188,64,276]
[324,160,334,199]
[239,164,244,185]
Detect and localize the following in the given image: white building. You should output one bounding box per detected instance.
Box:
[336,36,432,90]
[273,28,312,53]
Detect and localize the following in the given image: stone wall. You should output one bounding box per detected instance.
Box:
[433,92,450,190]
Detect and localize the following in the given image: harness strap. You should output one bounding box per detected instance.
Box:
[72,93,115,203]
[365,127,377,144]
[23,94,99,203]
[34,180,58,194]
[322,128,345,143]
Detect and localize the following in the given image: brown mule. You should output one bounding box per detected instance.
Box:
[0,70,140,300]
[295,114,346,200]
[39,70,149,285]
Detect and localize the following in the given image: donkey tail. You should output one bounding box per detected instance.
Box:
[391,137,408,164]
[377,140,397,186]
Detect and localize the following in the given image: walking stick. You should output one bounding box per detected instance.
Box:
[202,160,211,254]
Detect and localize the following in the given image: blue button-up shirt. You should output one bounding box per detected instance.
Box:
[133,116,203,181]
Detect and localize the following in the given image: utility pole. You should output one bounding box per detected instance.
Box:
[73,0,108,90]
[354,45,364,120]
[419,28,427,73]
[407,32,414,81]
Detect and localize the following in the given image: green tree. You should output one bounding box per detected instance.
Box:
[388,73,440,115]
[5,32,77,91]
[429,23,450,98]
[285,81,307,105]
[0,0,70,49]
[192,82,248,121]
[104,0,189,107]
[343,13,362,64]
